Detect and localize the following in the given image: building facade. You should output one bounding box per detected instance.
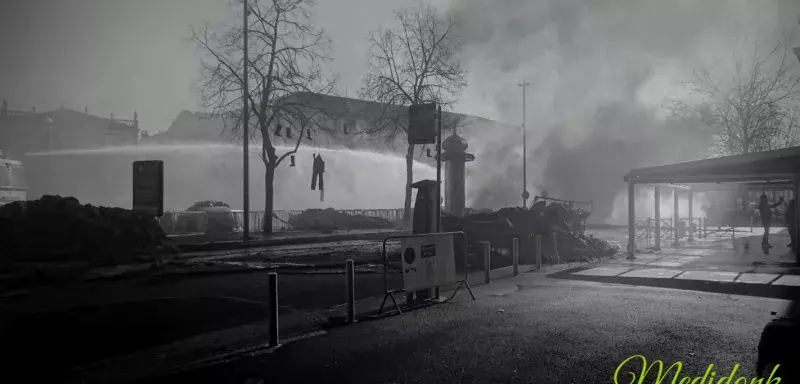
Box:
[0,99,140,161]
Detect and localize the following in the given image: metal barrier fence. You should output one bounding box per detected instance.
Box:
[634,217,705,243]
[159,208,406,235]
[379,231,474,315]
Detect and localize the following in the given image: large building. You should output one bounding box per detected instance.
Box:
[143,92,516,163]
[0,99,141,161]
[778,0,800,46]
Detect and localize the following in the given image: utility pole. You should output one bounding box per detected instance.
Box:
[518,81,530,208]
[242,0,250,243]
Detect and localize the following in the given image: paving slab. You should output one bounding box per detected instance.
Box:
[668,249,715,256]
[619,268,683,279]
[658,256,703,262]
[571,267,632,277]
[610,259,653,265]
[675,271,739,282]
[772,275,800,286]
[734,273,781,285]
[647,261,689,268]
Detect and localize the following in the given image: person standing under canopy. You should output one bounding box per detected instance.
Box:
[759,194,785,248]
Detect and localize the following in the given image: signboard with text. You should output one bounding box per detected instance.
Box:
[408,103,437,145]
[400,233,457,292]
[133,160,164,217]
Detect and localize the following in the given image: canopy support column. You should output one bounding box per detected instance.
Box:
[627,180,636,260]
[673,188,680,247]
[794,176,799,263]
[688,190,694,242]
[654,185,661,250]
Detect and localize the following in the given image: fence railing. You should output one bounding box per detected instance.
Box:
[159,208,407,235]
[634,217,705,242]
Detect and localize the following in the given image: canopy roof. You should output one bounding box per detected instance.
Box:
[624,146,800,185]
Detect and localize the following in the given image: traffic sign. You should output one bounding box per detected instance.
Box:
[408,103,437,145]
[133,160,164,217]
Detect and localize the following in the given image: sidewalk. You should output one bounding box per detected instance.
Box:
[65,263,547,384]
[170,228,409,252]
[557,228,800,288]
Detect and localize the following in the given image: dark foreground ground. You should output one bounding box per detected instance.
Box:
[139,274,788,384]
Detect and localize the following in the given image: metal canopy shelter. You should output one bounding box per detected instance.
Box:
[622,146,800,259]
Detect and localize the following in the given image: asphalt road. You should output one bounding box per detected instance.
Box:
[143,274,792,384]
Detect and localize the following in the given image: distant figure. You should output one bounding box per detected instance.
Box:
[759,194,784,248]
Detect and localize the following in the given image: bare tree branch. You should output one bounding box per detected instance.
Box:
[671,41,800,157]
[357,0,467,224]
[192,0,337,233]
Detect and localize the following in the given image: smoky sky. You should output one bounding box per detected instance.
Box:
[445,0,800,220]
[0,0,414,132]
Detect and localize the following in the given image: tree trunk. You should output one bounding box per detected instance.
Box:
[402,144,414,227]
[263,165,275,234]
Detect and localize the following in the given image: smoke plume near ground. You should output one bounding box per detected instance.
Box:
[609,189,710,225]
[443,0,788,222]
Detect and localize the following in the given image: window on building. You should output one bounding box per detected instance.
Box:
[343,120,355,135]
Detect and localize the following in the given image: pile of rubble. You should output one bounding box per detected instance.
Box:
[288,208,397,231]
[0,195,178,266]
[443,202,617,266]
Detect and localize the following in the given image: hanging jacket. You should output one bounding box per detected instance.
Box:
[311,154,325,191]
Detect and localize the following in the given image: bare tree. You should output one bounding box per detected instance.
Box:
[672,42,800,156]
[193,0,337,233]
[358,0,467,226]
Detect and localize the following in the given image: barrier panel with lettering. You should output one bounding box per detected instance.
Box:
[380,231,473,315]
[400,233,457,292]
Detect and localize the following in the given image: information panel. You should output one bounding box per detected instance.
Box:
[133,160,164,217]
[408,103,437,145]
[400,233,457,292]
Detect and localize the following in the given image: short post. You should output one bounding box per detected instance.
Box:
[268,272,279,347]
[346,259,355,324]
[481,241,491,284]
[703,217,708,238]
[535,235,543,270]
[750,216,754,233]
[512,237,519,276]
[552,232,560,263]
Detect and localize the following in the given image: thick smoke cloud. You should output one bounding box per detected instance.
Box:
[441,0,788,222]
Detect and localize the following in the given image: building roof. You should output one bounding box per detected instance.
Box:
[623,146,800,184]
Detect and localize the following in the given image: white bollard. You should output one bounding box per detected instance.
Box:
[481,241,491,284]
[268,272,279,347]
[512,238,519,276]
[346,259,355,324]
[535,235,542,270]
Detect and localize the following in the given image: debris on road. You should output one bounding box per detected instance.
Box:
[443,202,618,266]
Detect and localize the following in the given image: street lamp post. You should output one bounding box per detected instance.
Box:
[242,0,251,243]
[517,81,530,208]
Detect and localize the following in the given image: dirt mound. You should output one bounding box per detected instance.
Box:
[0,195,178,266]
[288,208,398,231]
[444,202,618,266]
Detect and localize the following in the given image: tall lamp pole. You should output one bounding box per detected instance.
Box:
[242,0,251,243]
[517,81,530,208]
